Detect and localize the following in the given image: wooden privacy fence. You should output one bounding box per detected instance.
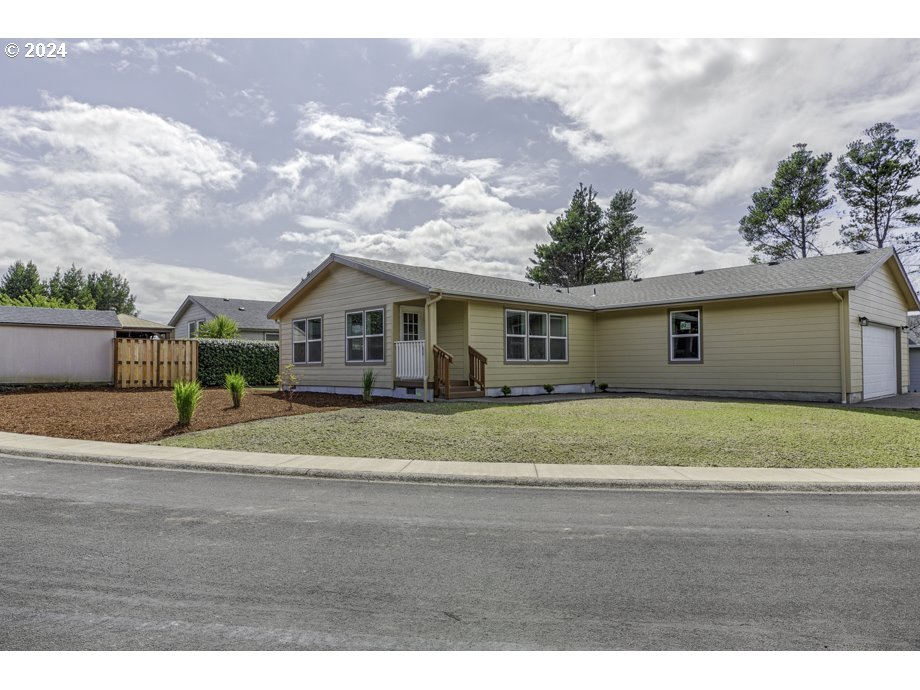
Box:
[114,338,198,388]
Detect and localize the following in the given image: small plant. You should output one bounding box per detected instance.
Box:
[224,371,246,408]
[598,383,609,392]
[543,384,555,394]
[275,363,299,410]
[362,368,377,403]
[501,385,512,397]
[173,379,203,426]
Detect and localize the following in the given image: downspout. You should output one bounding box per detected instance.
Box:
[423,289,444,403]
[832,289,848,404]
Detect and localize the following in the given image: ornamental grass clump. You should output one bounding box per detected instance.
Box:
[225,371,246,409]
[173,379,203,426]
[362,368,377,403]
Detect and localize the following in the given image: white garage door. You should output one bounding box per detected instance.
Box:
[862,324,898,400]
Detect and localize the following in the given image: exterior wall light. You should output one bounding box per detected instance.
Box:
[859,317,869,326]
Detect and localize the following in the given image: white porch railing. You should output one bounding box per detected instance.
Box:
[395,339,426,379]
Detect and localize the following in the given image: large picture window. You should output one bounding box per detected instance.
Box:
[505,309,567,363]
[670,309,701,362]
[346,308,385,363]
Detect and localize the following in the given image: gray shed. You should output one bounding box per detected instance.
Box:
[0,306,120,385]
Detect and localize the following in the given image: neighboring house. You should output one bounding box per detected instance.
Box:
[116,314,174,340]
[0,306,120,385]
[168,296,280,341]
[268,248,920,404]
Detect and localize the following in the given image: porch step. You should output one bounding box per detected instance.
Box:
[446,389,484,399]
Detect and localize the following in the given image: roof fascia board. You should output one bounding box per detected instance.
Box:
[433,290,594,312]
[594,286,857,313]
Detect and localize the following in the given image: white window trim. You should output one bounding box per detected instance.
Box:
[505,309,568,363]
[669,309,702,363]
[264,331,279,342]
[188,320,205,338]
[292,318,307,365]
[306,316,322,364]
[345,308,385,364]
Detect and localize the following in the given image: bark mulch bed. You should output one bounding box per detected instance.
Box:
[0,387,404,443]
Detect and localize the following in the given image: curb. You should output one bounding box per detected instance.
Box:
[3,445,920,493]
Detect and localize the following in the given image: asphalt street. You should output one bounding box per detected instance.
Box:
[1,454,918,650]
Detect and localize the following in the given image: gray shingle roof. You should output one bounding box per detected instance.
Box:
[116,314,173,330]
[270,247,917,318]
[340,248,903,310]
[0,306,121,328]
[187,296,278,330]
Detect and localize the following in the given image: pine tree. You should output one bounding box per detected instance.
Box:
[605,189,652,280]
[1,260,43,299]
[739,143,834,262]
[87,270,137,315]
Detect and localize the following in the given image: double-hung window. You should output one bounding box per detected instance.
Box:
[293,317,322,365]
[669,309,701,362]
[346,308,385,363]
[505,309,568,362]
[188,320,205,338]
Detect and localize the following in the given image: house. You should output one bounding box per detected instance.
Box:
[267,248,920,403]
[116,314,174,340]
[0,306,120,385]
[168,296,279,341]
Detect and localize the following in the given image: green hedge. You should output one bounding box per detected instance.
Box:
[197,339,279,387]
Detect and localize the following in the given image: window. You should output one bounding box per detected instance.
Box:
[293,318,322,364]
[670,309,701,362]
[264,331,279,342]
[505,310,567,362]
[346,308,385,363]
[402,312,420,341]
[188,320,205,338]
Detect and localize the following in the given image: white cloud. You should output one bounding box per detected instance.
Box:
[414,38,920,207]
[436,176,512,215]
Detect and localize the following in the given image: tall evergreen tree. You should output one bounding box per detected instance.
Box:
[46,264,96,309]
[833,122,920,255]
[605,189,652,280]
[0,260,44,299]
[527,183,645,287]
[739,143,834,262]
[86,269,138,315]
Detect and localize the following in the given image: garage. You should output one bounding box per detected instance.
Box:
[862,324,898,400]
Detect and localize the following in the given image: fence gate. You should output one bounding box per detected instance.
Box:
[114,338,198,388]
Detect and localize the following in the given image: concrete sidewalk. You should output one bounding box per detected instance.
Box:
[1,430,919,492]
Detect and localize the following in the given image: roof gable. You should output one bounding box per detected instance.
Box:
[169,295,279,330]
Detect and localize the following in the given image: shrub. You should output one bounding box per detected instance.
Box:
[197,339,279,387]
[501,385,512,396]
[543,384,555,394]
[173,379,203,426]
[196,314,240,339]
[275,363,299,410]
[225,371,246,408]
[362,368,377,402]
[598,383,609,392]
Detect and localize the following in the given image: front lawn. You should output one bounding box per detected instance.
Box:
[156,396,920,468]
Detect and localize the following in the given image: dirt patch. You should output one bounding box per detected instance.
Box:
[0,387,404,443]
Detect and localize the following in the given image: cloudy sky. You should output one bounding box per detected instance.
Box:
[2,36,919,321]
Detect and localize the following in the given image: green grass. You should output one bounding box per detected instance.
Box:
[155,396,920,468]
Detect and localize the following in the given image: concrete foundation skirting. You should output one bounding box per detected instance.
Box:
[606,387,844,404]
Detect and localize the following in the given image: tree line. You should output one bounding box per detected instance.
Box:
[527,121,920,285]
[739,122,920,262]
[0,260,138,315]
